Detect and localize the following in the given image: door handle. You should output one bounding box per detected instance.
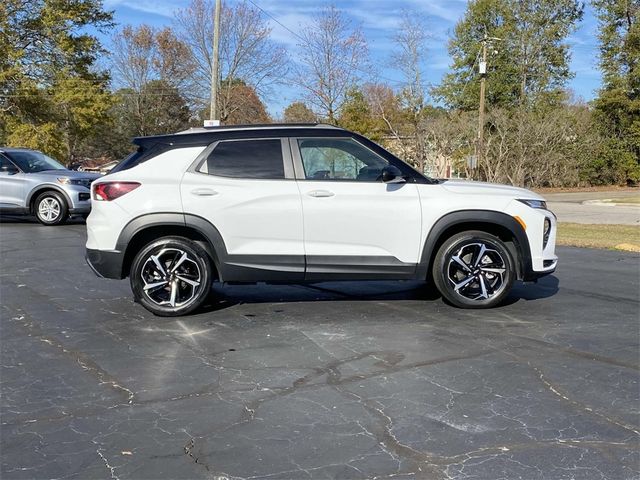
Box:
[191,188,218,196]
[307,190,335,198]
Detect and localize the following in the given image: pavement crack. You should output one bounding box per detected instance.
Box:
[95,448,119,480]
[531,364,640,436]
[9,309,135,405]
[506,333,639,371]
[183,435,210,472]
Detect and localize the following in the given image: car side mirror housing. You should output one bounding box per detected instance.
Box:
[381,165,406,184]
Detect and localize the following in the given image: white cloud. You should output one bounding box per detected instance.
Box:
[402,0,467,23]
[105,0,181,18]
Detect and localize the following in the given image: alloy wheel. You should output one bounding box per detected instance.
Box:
[38,197,61,222]
[446,242,507,301]
[140,248,202,308]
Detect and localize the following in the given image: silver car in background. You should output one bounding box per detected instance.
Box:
[0,148,101,225]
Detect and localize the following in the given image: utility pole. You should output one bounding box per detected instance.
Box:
[476,33,488,180]
[475,31,501,179]
[206,0,222,127]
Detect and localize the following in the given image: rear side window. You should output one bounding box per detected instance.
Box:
[203,139,284,179]
[109,144,172,174]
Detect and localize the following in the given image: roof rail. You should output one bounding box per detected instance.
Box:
[175,123,342,135]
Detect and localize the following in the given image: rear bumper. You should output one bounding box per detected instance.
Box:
[86,248,124,279]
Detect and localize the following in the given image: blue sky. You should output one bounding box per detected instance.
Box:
[101,0,602,116]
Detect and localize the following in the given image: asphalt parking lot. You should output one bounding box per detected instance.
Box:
[1,218,639,480]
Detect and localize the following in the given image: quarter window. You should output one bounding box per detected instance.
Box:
[297,138,389,181]
[203,139,285,179]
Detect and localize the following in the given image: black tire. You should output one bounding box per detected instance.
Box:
[130,236,213,317]
[34,191,68,225]
[432,230,516,309]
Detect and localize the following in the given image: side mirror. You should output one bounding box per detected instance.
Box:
[381,165,405,184]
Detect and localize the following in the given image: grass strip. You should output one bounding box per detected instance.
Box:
[557,223,640,252]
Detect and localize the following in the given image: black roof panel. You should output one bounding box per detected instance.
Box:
[133,124,348,147]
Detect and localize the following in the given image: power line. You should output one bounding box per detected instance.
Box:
[245,0,408,88]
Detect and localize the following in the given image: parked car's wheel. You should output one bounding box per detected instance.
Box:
[130,236,213,317]
[34,191,68,226]
[432,231,516,309]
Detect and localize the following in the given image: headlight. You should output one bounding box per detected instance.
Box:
[57,177,91,188]
[517,199,547,210]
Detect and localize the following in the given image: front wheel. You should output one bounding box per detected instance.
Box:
[432,231,516,309]
[130,237,213,317]
[35,191,68,225]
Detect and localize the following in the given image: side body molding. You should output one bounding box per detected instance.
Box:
[417,210,532,281]
[113,210,533,283]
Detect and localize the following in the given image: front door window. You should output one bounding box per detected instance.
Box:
[297,138,388,182]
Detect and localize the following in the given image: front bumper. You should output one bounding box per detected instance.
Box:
[522,262,557,282]
[506,200,558,280]
[86,248,125,279]
[63,185,92,213]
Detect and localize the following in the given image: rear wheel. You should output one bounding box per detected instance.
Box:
[34,191,68,225]
[432,231,516,309]
[130,236,213,317]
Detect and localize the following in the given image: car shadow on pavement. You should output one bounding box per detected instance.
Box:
[504,275,560,304]
[0,215,86,225]
[193,276,560,315]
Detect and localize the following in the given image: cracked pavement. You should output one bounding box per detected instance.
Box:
[1,218,639,479]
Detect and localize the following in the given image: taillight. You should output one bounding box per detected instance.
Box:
[93,182,141,201]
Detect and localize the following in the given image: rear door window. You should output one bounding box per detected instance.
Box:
[201,139,285,179]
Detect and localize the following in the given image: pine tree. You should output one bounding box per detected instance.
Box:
[591,0,639,184]
[435,0,584,110]
[1,0,114,161]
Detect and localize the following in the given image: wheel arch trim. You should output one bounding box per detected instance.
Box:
[28,185,72,212]
[115,212,229,280]
[418,210,532,280]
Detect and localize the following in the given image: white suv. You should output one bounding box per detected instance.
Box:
[86,124,557,316]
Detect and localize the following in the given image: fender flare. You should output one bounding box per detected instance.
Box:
[417,210,532,280]
[115,212,230,280]
[27,184,73,212]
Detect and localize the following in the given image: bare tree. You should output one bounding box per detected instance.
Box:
[483,105,597,187]
[393,11,430,173]
[110,25,194,136]
[174,0,287,122]
[111,24,193,92]
[293,5,368,124]
[367,12,432,172]
[423,111,476,178]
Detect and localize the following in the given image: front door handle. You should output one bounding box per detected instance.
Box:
[191,188,218,196]
[307,190,335,198]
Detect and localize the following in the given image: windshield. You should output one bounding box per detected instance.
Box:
[6,151,66,173]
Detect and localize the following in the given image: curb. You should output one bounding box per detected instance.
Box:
[615,243,640,253]
[582,199,640,207]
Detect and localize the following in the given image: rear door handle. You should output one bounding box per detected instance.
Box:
[307,190,335,198]
[191,188,218,196]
